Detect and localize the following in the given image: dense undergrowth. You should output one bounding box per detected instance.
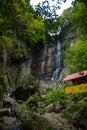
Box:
[19,88,87,129]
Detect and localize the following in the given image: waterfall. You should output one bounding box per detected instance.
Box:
[52,39,61,81]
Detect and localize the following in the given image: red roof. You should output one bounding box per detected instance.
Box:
[63,70,87,82]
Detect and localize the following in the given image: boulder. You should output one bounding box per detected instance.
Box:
[44,112,74,130]
[3,95,22,115]
[21,111,74,130]
[21,112,54,130]
[3,95,16,110]
[43,103,53,113]
[44,102,62,113]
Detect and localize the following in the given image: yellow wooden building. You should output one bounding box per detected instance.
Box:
[63,70,87,94]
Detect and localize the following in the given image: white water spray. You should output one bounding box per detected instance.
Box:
[52,39,61,80]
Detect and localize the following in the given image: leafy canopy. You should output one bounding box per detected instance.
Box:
[71,2,87,36]
[0,0,46,49]
[66,39,87,73]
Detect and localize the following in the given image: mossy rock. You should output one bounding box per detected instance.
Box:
[21,112,53,130]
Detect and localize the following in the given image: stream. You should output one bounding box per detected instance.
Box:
[3,91,22,130]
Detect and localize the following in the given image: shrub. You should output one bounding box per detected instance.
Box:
[2,36,12,50]
[46,89,67,105]
[18,103,31,121]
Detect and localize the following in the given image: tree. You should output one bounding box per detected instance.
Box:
[58,7,72,36]
[35,0,61,34]
[75,0,87,6]
[71,2,87,36]
[65,39,87,73]
[0,0,46,47]
[59,7,72,27]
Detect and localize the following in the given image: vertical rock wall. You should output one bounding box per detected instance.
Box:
[31,36,57,78]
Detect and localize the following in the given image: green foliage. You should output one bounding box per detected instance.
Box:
[26,18,46,44]
[19,101,53,130]
[75,0,87,6]
[59,7,72,28]
[27,93,46,114]
[71,2,87,35]
[18,68,35,88]
[2,36,12,50]
[70,92,87,101]
[0,38,5,51]
[18,103,31,121]
[60,92,87,129]
[0,36,12,53]
[62,101,87,129]
[44,123,53,130]
[28,89,68,113]
[24,87,87,129]
[46,89,67,104]
[10,48,24,61]
[65,39,87,72]
[0,0,46,52]
[44,89,87,129]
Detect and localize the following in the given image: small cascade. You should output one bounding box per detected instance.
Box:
[3,91,22,130]
[5,91,15,117]
[52,39,61,80]
[7,91,15,98]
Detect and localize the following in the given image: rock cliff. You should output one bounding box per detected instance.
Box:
[0,25,77,90]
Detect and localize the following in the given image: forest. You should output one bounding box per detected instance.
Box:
[0,0,87,130]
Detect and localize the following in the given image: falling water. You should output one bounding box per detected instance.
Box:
[52,39,61,80]
[5,91,22,130]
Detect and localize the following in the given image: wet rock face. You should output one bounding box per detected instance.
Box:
[31,43,56,77]
[4,40,31,88]
[44,46,55,75]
